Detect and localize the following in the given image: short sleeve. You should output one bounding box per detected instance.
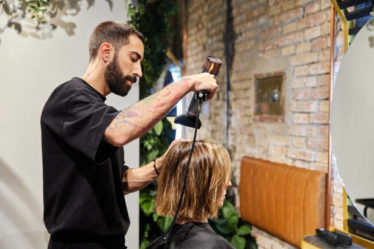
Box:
[41,86,120,161]
[63,92,119,160]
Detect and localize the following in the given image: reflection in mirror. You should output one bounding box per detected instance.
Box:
[331,16,374,235]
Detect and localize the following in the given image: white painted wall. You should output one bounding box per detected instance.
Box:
[0,1,140,248]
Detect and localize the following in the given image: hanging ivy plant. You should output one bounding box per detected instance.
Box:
[0,0,62,35]
[128,1,178,248]
[0,0,112,41]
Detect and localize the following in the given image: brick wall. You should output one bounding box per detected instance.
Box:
[183,0,344,247]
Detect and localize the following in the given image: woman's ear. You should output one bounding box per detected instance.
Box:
[99,42,113,63]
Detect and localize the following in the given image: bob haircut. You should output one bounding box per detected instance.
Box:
[155,141,232,220]
[88,21,144,61]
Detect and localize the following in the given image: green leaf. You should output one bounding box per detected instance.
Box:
[228,215,239,229]
[140,198,154,216]
[237,225,251,235]
[213,218,234,235]
[153,121,163,135]
[152,212,159,222]
[139,193,151,204]
[231,235,246,249]
[147,149,159,162]
[156,216,173,232]
[222,201,238,218]
[140,239,149,249]
[222,201,239,228]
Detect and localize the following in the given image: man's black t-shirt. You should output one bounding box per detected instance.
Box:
[41,78,129,245]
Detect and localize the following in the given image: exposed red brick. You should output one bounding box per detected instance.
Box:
[309,113,329,124]
[258,40,276,51]
[260,26,281,40]
[289,125,318,136]
[316,152,328,164]
[293,113,309,123]
[278,7,304,24]
[269,145,288,156]
[288,148,315,161]
[318,125,329,137]
[296,42,312,53]
[283,22,297,34]
[269,4,282,16]
[321,0,331,10]
[307,137,328,151]
[318,49,330,61]
[309,61,330,74]
[291,52,318,65]
[293,88,311,100]
[297,9,330,30]
[282,0,298,11]
[304,26,321,40]
[312,37,330,50]
[317,74,330,87]
[294,65,310,77]
[281,45,296,55]
[277,31,304,47]
[296,0,314,7]
[292,136,307,148]
[319,100,329,112]
[268,135,290,146]
[312,86,330,99]
[305,1,320,15]
[291,100,319,112]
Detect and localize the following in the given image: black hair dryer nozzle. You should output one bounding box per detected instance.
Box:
[174,56,222,129]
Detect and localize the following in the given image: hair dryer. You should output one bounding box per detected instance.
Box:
[174,56,222,129]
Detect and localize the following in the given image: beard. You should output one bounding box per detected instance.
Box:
[104,53,137,97]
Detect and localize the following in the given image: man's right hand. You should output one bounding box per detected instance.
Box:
[182,73,218,100]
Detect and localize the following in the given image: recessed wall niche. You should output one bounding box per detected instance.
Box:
[254,72,285,122]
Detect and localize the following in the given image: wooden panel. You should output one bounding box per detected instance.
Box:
[239,156,326,248]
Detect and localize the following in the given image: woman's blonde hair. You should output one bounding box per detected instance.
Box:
[155,141,232,220]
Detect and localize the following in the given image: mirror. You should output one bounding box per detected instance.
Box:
[331,17,374,226]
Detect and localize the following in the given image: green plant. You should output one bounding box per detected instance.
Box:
[1,0,60,33]
[138,119,174,248]
[209,200,257,249]
[127,1,178,248]
[0,0,109,42]
[128,0,178,99]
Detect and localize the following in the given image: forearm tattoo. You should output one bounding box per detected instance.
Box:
[107,107,145,130]
[108,78,189,131]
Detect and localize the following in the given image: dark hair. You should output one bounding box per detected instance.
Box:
[89,21,144,61]
[155,141,232,220]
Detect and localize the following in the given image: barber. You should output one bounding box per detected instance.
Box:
[40,21,217,249]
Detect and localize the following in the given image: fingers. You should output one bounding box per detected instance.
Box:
[198,73,217,100]
[207,84,217,100]
[207,77,218,100]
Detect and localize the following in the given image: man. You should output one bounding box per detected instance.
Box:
[40,21,217,249]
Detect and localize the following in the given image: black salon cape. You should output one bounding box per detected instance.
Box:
[148,222,235,249]
[41,77,129,249]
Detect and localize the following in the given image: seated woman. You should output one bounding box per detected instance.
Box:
[155,141,234,249]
